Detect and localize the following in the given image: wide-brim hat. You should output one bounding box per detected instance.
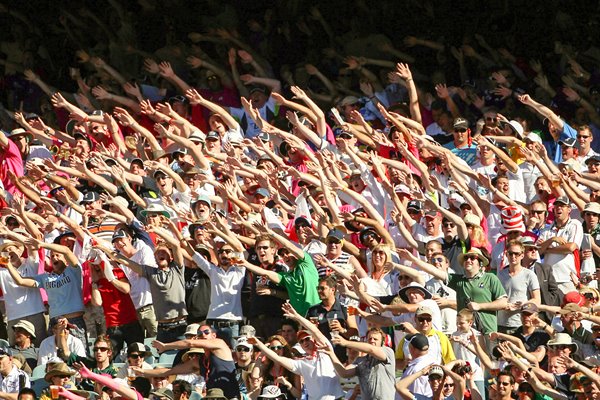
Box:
[582,202,600,217]
[458,248,489,267]
[182,347,205,363]
[140,203,171,219]
[13,320,36,338]
[45,363,75,382]
[547,333,578,352]
[0,241,24,257]
[398,282,433,304]
[203,388,227,399]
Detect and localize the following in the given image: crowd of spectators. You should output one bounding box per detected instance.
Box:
[2,1,600,400]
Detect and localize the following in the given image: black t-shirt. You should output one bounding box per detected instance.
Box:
[306,299,349,362]
[184,267,211,323]
[247,260,288,318]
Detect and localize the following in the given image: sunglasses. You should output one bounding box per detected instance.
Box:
[417,316,432,322]
[485,117,497,122]
[93,347,110,352]
[128,354,141,359]
[464,255,479,261]
[236,346,251,353]
[443,222,455,228]
[269,346,284,351]
[218,249,233,254]
[56,375,70,379]
[198,329,211,335]
[443,383,455,388]
[431,257,445,263]
[327,239,341,245]
[300,337,313,344]
[454,128,467,133]
[498,381,511,387]
[577,135,591,139]
[530,209,546,214]
[507,251,523,256]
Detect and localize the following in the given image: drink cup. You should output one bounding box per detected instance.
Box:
[50,385,60,399]
[0,252,9,268]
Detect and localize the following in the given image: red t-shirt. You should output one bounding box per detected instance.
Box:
[93,265,138,327]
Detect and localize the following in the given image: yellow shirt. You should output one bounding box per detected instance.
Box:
[395,328,456,365]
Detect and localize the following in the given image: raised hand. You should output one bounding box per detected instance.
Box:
[123,82,142,99]
[403,36,418,47]
[23,69,37,81]
[435,83,450,99]
[51,92,69,109]
[563,87,580,102]
[143,59,160,74]
[139,100,156,116]
[186,55,203,69]
[113,107,135,127]
[158,61,175,78]
[92,86,111,100]
[305,63,318,75]
[237,50,253,64]
[239,74,255,84]
[517,94,533,105]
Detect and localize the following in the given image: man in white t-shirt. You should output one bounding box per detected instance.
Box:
[537,196,583,300]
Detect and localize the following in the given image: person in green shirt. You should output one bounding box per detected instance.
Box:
[243,222,319,316]
[408,247,507,334]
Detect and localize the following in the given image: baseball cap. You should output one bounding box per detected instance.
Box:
[407,200,423,211]
[415,305,434,316]
[326,229,345,242]
[112,229,130,242]
[453,117,469,130]
[562,291,585,307]
[406,333,429,351]
[428,366,444,379]
[554,196,571,206]
[559,138,577,147]
[80,191,100,204]
[521,303,538,314]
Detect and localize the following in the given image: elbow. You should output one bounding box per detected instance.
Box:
[568,243,578,252]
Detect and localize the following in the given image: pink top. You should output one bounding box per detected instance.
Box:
[0,139,23,194]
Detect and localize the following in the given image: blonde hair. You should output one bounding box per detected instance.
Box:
[457,308,474,322]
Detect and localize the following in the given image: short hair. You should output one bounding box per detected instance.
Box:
[281,319,299,331]
[172,380,192,396]
[94,335,113,353]
[131,377,151,397]
[367,327,386,346]
[17,388,36,400]
[506,239,524,251]
[426,240,442,250]
[431,252,449,264]
[497,371,515,385]
[254,235,277,248]
[319,275,337,290]
[457,308,474,322]
[529,200,547,212]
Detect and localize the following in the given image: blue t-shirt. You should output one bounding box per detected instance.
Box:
[32,266,84,318]
[543,120,577,164]
[443,142,478,166]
